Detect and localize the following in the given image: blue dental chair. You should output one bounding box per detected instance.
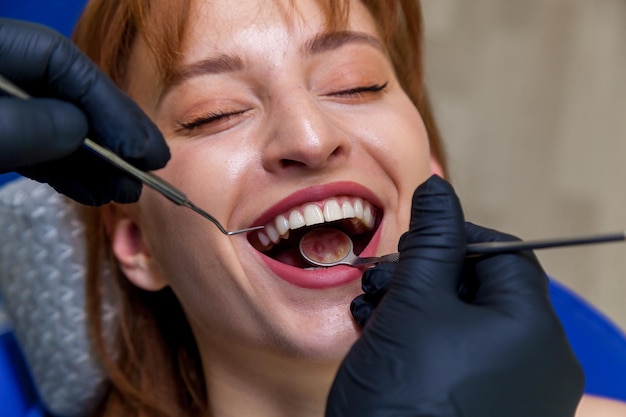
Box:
[1,2,626,416]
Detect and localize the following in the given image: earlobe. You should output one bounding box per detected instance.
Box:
[106,208,168,292]
[430,155,445,178]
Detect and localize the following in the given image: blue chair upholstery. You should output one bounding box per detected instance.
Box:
[550,280,626,400]
[0,173,20,187]
[0,301,44,417]
[0,1,86,38]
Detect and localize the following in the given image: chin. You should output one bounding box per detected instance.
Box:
[286,324,360,362]
[263,300,362,361]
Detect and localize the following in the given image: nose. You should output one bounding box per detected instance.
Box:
[261,89,352,173]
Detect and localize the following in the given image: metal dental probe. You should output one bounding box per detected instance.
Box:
[0,73,263,236]
[299,228,626,267]
[356,230,626,267]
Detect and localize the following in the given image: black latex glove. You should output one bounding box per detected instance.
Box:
[326,175,584,417]
[0,18,170,205]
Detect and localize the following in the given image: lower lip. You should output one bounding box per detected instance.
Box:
[256,227,383,289]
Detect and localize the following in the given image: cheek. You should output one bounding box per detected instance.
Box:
[156,140,236,206]
[151,134,261,228]
[138,194,219,283]
[390,102,431,194]
[353,94,432,188]
[134,141,256,314]
[387,97,431,173]
[135,158,232,292]
[349,94,431,234]
[137,198,251,334]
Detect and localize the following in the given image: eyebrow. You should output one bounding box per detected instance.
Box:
[158,30,385,104]
[302,30,386,56]
[159,54,244,102]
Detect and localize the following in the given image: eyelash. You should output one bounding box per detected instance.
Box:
[331,81,389,97]
[178,82,389,131]
[178,109,247,131]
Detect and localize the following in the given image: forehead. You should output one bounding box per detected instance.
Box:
[124,0,382,110]
[181,0,380,59]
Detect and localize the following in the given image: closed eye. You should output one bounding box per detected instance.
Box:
[177,109,248,132]
[329,82,388,98]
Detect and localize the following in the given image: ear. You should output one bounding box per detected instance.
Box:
[430,155,445,178]
[104,205,168,291]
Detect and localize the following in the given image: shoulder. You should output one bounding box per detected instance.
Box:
[577,395,626,417]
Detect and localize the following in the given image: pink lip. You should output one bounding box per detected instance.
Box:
[251,181,383,226]
[250,182,384,289]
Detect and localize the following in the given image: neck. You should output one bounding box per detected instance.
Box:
[201,339,341,417]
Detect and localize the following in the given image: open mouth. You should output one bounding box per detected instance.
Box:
[248,196,380,268]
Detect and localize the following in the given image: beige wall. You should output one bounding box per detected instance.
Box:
[422,0,626,330]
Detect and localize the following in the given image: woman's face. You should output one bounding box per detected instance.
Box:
[115,0,438,362]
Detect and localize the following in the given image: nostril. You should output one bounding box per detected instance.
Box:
[330,146,344,159]
[280,159,306,169]
[278,144,345,169]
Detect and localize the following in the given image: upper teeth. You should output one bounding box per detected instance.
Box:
[256,197,376,250]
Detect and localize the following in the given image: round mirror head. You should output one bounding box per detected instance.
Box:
[299,227,354,267]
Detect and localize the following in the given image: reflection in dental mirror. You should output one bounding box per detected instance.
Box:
[299,227,400,267]
[299,227,354,267]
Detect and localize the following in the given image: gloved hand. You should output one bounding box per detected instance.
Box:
[0,19,170,205]
[326,175,584,417]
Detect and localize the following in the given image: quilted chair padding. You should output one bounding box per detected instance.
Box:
[0,178,112,417]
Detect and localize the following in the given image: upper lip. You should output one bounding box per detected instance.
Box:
[251,181,383,227]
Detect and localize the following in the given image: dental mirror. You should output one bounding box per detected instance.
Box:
[299,228,399,267]
[299,227,626,268]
